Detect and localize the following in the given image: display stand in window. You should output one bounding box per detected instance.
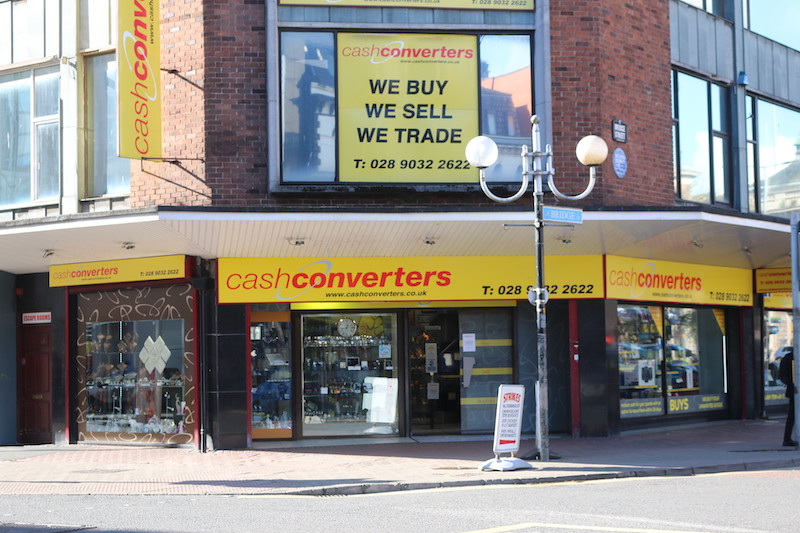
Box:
[86,320,186,435]
[301,313,399,438]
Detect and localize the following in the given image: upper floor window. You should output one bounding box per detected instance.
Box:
[86,54,129,197]
[0,0,61,65]
[746,96,800,218]
[280,31,531,185]
[744,0,800,51]
[681,0,727,18]
[0,65,59,208]
[672,71,731,206]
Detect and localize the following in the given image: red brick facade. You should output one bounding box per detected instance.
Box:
[550,0,674,206]
[132,0,675,210]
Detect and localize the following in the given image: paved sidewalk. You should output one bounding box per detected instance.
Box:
[0,418,797,496]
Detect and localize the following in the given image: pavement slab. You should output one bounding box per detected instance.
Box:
[0,419,796,496]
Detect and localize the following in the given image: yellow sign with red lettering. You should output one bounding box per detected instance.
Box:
[117,0,162,159]
[606,255,752,306]
[217,255,604,304]
[756,268,792,294]
[337,33,478,183]
[50,255,185,287]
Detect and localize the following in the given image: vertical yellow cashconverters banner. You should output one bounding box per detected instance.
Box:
[117,0,162,160]
[338,33,478,183]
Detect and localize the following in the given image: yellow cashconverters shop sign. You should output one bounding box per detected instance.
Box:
[218,255,604,304]
[338,33,478,183]
[606,255,752,306]
[50,255,186,287]
[117,0,162,159]
[755,268,791,293]
[279,0,534,11]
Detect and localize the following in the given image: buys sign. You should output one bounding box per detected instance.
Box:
[606,255,752,306]
[337,34,478,183]
[117,0,162,159]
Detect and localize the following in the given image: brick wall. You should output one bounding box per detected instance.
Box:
[132,0,675,210]
[550,0,674,207]
[130,0,212,208]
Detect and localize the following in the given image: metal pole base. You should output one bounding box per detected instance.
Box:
[478,456,533,471]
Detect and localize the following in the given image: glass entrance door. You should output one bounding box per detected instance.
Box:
[409,309,462,434]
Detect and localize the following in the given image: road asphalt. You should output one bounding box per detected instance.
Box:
[0,418,797,496]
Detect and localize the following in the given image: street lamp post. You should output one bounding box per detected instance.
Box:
[465,115,608,461]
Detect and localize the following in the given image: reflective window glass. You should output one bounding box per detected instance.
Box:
[764,310,792,408]
[77,285,196,445]
[11,0,44,62]
[619,305,727,418]
[80,0,113,50]
[2,0,60,64]
[281,32,336,183]
[86,54,130,197]
[0,2,11,65]
[35,121,58,199]
[479,34,531,183]
[745,0,800,51]
[86,319,187,434]
[251,314,292,439]
[681,0,725,17]
[676,73,711,202]
[0,66,60,207]
[0,71,32,207]
[34,66,58,117]
[673,72,730,205]
[301,313,399,437]
[754,99,800,217]
[280,31,532,185]
[664,308,727,414]
[712,136,729,204]
[44,0,59,56]
[747,142,757,212]
[618,305,664,418]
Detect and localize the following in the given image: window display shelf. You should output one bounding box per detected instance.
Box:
[303,338,393,421]
[85,319,186,435]
[300,313,399,437]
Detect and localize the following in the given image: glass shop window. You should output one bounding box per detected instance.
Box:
[618,304,728,419]
[86,319,187,434]
[77,284,195,445]
[618,305,665,417]
[301,312,399,438]
[764,309,792,408]
[250,312,292,439]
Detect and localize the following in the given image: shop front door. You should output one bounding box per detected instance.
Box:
[17,324,52,444]
[409,309,462,434]
[409,308,514,435]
